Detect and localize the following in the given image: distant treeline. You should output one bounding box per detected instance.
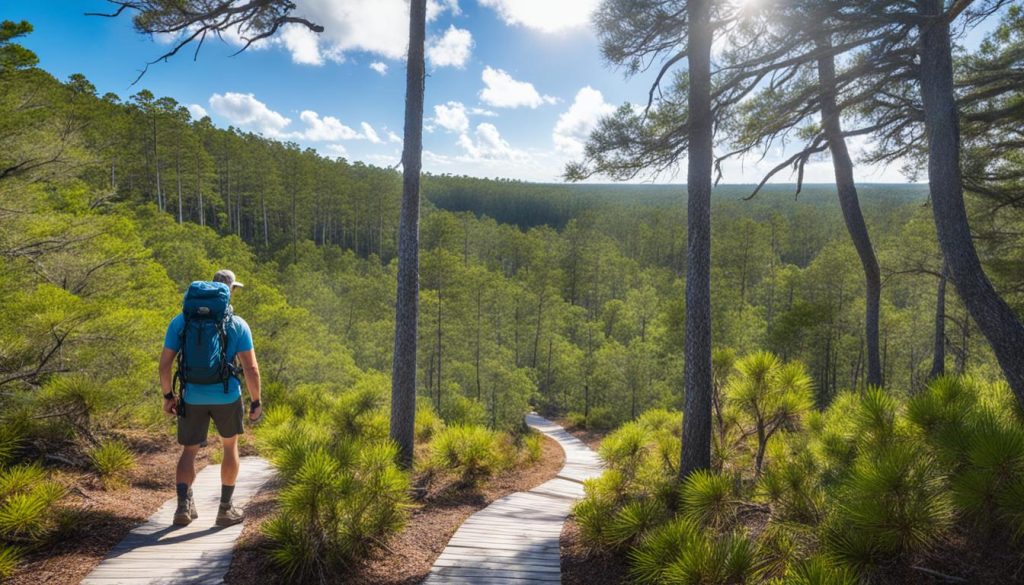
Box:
[424,177,929,230]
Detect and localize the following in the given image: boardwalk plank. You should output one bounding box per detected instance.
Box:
[423,414,603,584]
[80,456,273,585]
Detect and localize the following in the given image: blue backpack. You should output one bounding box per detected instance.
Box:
[174,281,240,394]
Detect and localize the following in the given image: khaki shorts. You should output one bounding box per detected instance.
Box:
[177,398,244,446]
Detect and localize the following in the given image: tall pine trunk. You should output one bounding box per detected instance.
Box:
[816,36,883,387]
[930,260,948,380]
[680,0,714,480]
[390,0,427,468]
[917,0,1024,404]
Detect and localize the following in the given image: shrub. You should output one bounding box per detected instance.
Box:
[781,556,857,585]
[415,400,445,443]
[826,443,952,572]
[566,411,587,429]
[629,518,701,584]
[725,352,813,476]
[429,425,504,485]
[0,464,65,543]
[263,442,409,582]
[662,531,756,585]
[88,439,135,489]
[604,498,668,549]
[0,545,19,579]
[0,427,21,468]
[521,432,543,464]
[679,470,736,529]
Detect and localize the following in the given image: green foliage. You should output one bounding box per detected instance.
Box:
[679,471,735,529]
[0,464,65,543]
[662,532,756,585]
[829,446,952,561]
[89,439,136,489]
[521,432,543,464]
[578,372,1024,583]
[414,399,445,443]
[0,544,19,579]
[726,352,814,475]
[429,425,506,485]
[780,556,857,585]
[263,443,409,582]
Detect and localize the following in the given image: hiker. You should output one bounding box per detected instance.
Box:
[158,269,263,527]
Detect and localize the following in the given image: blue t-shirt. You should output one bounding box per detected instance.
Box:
[163,312,253,405]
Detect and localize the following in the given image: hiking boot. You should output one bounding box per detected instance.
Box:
[173,496,197,526]
[215,503,244,527]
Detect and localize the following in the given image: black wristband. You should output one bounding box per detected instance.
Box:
[163,392,175,401]
[250,399,261,411]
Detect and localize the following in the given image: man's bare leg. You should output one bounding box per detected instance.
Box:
[216,435,244,526]
[173,445,200,525]
[221,435,239,486]
[176,444,200,486]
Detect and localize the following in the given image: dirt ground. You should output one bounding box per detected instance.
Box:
[6,425,257,585]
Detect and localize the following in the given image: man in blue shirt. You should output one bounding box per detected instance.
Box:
[159,269,263,527]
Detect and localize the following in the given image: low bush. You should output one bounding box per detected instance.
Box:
[0,544,19,579]
[0,464,65,544]
[574,358,1024,584]
[88,439,136,489]
[429,424,506,485]
[521,431,543,463]
[263,443,409,582]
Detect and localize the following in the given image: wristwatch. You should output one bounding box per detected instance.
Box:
[250,399,261,412]
[163,392,175,401]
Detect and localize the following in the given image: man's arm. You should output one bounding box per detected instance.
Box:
[236,349,262,420]
[159,348,177,415]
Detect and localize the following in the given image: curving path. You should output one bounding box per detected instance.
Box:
[80,456,273,585]
[422,413,603,584]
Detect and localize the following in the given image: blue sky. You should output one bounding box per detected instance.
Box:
[5,1,1001,183]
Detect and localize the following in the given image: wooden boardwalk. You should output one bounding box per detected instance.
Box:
[80,456,273,585]
[423,414,603,584]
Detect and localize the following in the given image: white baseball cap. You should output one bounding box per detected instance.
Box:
[212,269,245,288]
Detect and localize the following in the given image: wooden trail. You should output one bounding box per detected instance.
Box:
[80,456,273,585]
[423,414,603,584]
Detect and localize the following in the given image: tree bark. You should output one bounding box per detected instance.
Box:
[930,260,948,380]
[390,0,427,469]
[917,0,1024,404]
[680,0,714,480]
[816,36,883,388]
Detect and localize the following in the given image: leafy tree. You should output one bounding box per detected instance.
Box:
[725,352,813,476]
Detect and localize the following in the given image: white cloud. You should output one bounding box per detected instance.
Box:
[386,129,403,144]
[457,123,522,160]
[208,92,291,136]
[427,26,473,69]
[479,66,557,109]
[187,104,209,120]
[553,86,615,158]
[361,122,383,144]
[479,0,598,33]
[370,61,389,75]
[324,144,349,158]
[231,0,460,65]
[470,107,498,117]
[433,101,470,134]
[299,110,362,141]
[153,31,179,45]
[207,93,379,143]
[427,0,461,21]
[280,25,324,65]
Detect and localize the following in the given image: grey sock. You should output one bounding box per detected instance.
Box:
[221,484,235,505]
[176,483,189,503]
